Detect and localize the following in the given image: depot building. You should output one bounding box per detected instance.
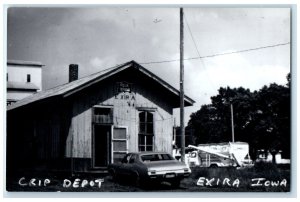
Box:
[7,60,194,174]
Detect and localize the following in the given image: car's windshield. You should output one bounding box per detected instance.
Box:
[141,153,175,162]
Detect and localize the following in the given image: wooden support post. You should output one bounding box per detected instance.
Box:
[231,104,235,143]
[180,7,185,163]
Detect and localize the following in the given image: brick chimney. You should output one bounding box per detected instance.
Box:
[69,64,78,82]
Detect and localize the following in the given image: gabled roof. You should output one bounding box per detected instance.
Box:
[7,60,195,111]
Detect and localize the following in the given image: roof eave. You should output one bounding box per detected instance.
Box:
[62,62,133,98]
[132,61,195,106]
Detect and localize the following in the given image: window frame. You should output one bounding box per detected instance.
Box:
[111,126,128,164]
[138,111,155,152]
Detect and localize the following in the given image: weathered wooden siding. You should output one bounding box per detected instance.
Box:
[65,94,94,158]
[65,68,174,158]
[7,63,191,175]
[7,101,62,174]
[35,118,61,159]
[65,79,114,158]
[132,87,173,153]
[32,104,62,160]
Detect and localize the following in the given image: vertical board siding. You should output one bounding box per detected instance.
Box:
[134,91,173,153]
[67,70,174,158]
[7,66,185,174]
[35,108,61,160]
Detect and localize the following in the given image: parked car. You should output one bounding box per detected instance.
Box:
[108,152,191,188]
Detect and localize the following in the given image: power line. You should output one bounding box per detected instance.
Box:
[184,14,202,64]
[183,13,217,90]
[139,42,290,65]
[193,42,290,59]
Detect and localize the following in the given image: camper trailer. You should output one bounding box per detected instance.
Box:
[185,142,253,168]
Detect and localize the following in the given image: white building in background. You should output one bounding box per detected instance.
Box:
[7,60,43,105]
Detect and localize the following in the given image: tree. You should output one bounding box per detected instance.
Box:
[189,104,225,143]
[188,73,290,159]
[252,83,290,158]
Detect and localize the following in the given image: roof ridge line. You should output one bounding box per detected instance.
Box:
[45,61,131,91]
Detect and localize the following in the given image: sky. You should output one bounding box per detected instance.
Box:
[7,7,290,125]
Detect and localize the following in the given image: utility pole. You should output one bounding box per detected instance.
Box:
[173,118,176,145]
[180,7,185,163]
[231,103,235,143]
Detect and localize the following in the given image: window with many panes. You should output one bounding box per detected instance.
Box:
[138,111,154,151]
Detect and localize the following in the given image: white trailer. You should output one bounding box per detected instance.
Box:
[185,142,253,168]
